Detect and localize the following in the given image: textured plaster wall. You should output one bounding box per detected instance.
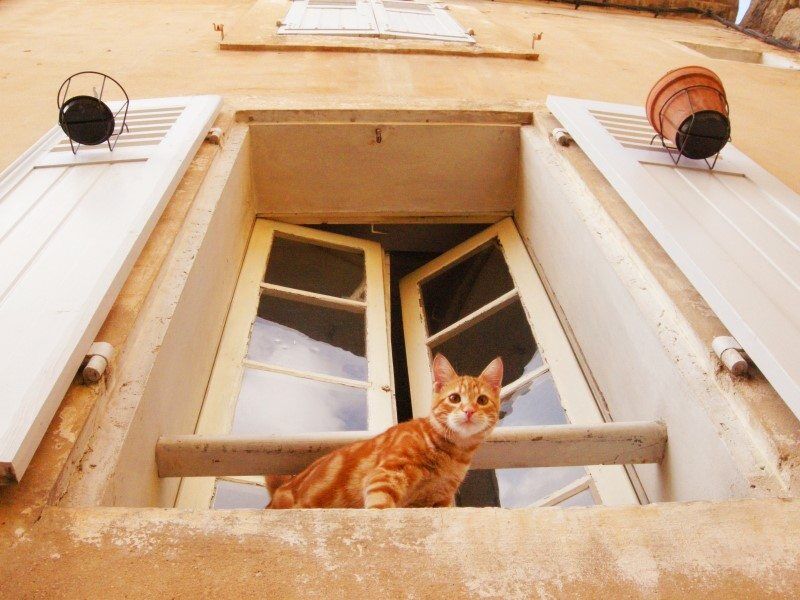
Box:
[0,0,798,191]
[0,0,799,595]
[3,501,800,598]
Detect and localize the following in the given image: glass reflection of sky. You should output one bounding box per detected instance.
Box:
[495,466,588,508]
[248,318,368,381]
[493,371,589,508]
[499,371,562,426]
[231,368,368,435]
[213,479,270,509]
[558,488,595,508]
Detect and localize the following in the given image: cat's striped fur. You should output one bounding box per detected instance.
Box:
[266,354,504,509]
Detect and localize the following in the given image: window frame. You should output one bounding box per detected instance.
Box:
[176,219,394,508]
[400,217,639,506]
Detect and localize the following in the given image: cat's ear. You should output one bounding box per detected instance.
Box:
[479,357,504,391]
[432,354,457,392]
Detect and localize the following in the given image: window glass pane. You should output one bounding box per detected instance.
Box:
[212,479,270,509]
[248,294,367,381]
[557,488,596,508]
[421,241,514,335]
[495,467,588,508]
[231,368,368,435]
[499,372,564,427]
[264,236,365,300]
[430,299,542,382]
[459,373,588,508]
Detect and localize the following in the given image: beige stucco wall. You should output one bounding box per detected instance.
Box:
[0,0,798,192]
[1,0,799,595]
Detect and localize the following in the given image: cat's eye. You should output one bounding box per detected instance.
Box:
[448,393,460,404]
[476,395,489,406]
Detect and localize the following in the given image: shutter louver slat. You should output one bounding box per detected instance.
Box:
[547,95,800,419]
[278,0,472,42]
[373,1,474,42]
[0,95,221,483]
[278,0,379,35]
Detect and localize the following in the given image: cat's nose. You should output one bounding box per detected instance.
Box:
[463,408,476,421]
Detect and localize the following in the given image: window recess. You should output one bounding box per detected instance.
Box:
[165,219,665,509]
[547,95,800,421]
[278,0,475,43]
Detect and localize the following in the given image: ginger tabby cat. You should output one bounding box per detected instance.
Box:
[266,354,504,509]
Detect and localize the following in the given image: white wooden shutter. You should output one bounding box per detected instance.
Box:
[0,95,221,483]
[278,0,379,35]
[547,95,800,419]
[372,1,474,42]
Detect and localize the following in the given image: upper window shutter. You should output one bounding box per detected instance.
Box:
[0,95,221,483]
[372,1,474,42]
[547,95,800,419]
[278,0,379,35]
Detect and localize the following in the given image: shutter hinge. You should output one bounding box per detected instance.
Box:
[205,127,225,146]
[82,342,115,384]
[551,128,573,147]
[712,336,748,376]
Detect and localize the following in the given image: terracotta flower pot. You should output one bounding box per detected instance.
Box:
[645,66,730,160]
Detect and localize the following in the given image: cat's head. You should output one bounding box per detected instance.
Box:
[429,354,504,439]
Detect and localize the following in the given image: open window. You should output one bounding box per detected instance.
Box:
[278,0,475,43]
[174,218,650,509]
[400,219,638,507]
[177,220,393,508]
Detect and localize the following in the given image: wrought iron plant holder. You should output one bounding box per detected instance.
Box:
[57,71,130,155]
[649,84,731,171]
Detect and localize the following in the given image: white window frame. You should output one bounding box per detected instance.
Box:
[400,218,639,506]
[278,0,475,43]
[176,219,394,508]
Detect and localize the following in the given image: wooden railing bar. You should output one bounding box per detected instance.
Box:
[156,421,668,478]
